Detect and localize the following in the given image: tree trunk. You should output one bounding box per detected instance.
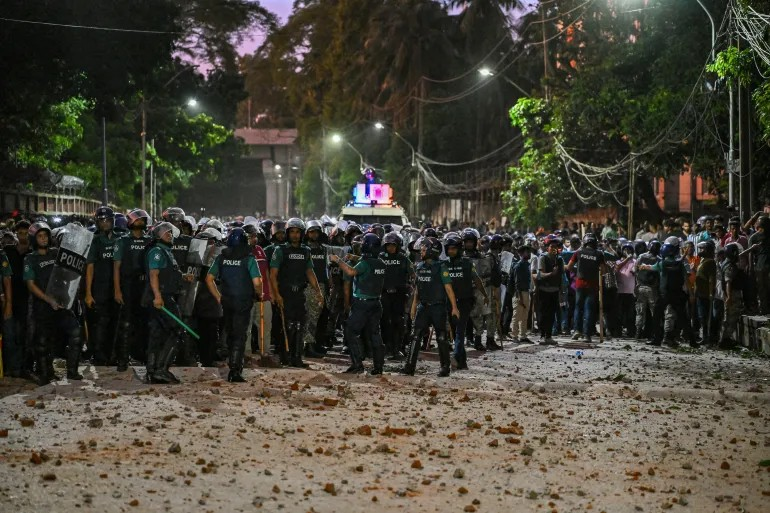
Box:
[636,176,666,224]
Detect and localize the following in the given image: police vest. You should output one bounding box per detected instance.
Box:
[661,258,685,295]
[415,261,447,304]
[277,244,310,291]
[576,248,601,282]
[309,244,328,283]
[379,251,410,290]
[468,251,493,285]
[217,250,253,299]
[91,234,116,296]
[119,234,151,278]
[355,256,386,298]
[27,249,58,292]
[172,235,194,275]
[150,244,182,296]
[637,253,660,287]
[446,257,474,299]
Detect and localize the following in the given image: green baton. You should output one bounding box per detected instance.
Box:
[161,306,201,340]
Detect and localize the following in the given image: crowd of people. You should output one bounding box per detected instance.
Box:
[1,207,768,385]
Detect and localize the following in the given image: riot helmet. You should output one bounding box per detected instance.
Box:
[648,240,661,256]
[420,236,443,260]
[724,242,742,262]
[697,240,715,258]
[28,222,52,250]
[226,227,248,248]
[161,207,186,225]
[361,233,382,256]
[127,209,151,229]
[205,219,226,235]
[152,222,180,241]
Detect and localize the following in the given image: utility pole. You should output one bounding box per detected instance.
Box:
[101,117,108,205]
[738,38,753,219]
[627,161,635,238]
[141,98,147,210]
[416,78,425,222]
[541,3,549,101]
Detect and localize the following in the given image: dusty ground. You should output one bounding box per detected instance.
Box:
[1,335,769,513]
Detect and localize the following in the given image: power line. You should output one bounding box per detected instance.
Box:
[0,16,182,34]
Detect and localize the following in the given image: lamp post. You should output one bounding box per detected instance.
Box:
[478,67,529,97]
[331,133,366,170]
[374,122,416,167]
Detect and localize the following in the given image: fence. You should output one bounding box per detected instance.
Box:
[0,189,113,217]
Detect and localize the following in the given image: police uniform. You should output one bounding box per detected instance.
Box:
[270,243,314,367]
[446,254,476,369]
[344,256,387,373]
[144,241,183,383]
[264,243,285,358]
[193,238,224,366]
[634,251,660,339]
[648,257,696,346]
[324,249,346,347]
[208,248,261,379]
[402,260,453,376]
[718,259,744,347]
[0,248,20,376]
[24,248,83,384]
[86,231,118,364]
[379,249,412,358]
[113,232,151,369]
[171,233,198,365]
[305,241,328,350]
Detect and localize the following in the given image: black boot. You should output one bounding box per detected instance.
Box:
[228,347,246,382]
[153,335,180,384]
[343,327,365,374]
[66,330,84,381]
[437,334,451,377]
[304,344,324,358]
[144,352,162,384]
[486,336,502,351]
[472,335,485,351]
[370,343,385,375]
[289,322,309,368]
[36,350,56,386]
[456,353,468,370]
[116,321,131,372]
[400,332,422,375]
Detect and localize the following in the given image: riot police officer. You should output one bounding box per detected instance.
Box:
[113,209,152,370]
[304,220,329,357]
[24,223,84,384]
[332,233,387,374]
[144,222,184,384]
[401,237,460,377]
[323,226,347,348]
[445,234,487,370]
[269,218,324,368]
[463,229,501,351]
[85,206,119,365]
[205,228,262,382]
[162,207,197,365]
[379,232,413,359]
[565,233,605,343]
[634,240,661,340]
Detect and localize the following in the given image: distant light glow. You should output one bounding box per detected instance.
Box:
[478,68,494,77]
[187,98,198,107]
[331,134,342,144]
[374,122,385,130]
[274,164,281,170]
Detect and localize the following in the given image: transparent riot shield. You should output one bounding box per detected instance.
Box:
[45,223,94,310]
[177,238,209,316]
[499,251,514,275]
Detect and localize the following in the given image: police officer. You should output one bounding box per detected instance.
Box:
[265,221,286,359]
[718,242,745,348]
[445,234,487,370]
[379,232,413,359]
[463,229,501,351]
[113,209,152,370]
[331,233,387,374]
[192,227,225,366]
[401,237,460,377]
[634,240,661,341]
[269,218,324,368]
[4,220,31,378]
[0,234,15,376]
[205,228,262,382]
[535,236,564,345]
[565,233,605,343]
[24,223,83,384]
[162,207,197,365]
[639,241,697,347]
[323,226,347,349]
[304,220,329,357]
[144,222,184,384]
[85,206,119,365]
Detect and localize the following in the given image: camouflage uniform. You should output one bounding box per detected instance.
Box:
[719,260,744,345]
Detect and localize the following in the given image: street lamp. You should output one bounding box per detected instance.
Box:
[330,133,365,170]
[186,98,199,108]
[478,67,529,96]
[374,121,416,167]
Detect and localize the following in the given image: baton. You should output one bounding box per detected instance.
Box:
[259,301,265,355]
[279,303,290,352]
[161,306,200,339]
[598,272,605,343]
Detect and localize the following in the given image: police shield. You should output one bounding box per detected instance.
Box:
[45,223,94,309]
[499,251,514,274]
[177,238,209,316]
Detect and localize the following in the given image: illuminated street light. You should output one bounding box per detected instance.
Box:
[187,98,199,108]
[478,67,528,96]
[330,133,365,170]
[331,133,343,144]
[374,122,385,130]
[374,122,416,167]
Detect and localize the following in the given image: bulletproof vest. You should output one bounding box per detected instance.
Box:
[446,256,474,299]
[120,234,151,277]
[91,233,116,294]
[264,244,277,263]
[379,251,410,289]
[217,249,253,299]
[661,258,685,295]
[153,244,183,296]
[637,253,660,287]
[172,234,194,275]
[415,260,447,304]
[576,247,600,282]
[355,256,386,298]
[309,244,328,283]
[27,249,58,291]
[277,243,310,292]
